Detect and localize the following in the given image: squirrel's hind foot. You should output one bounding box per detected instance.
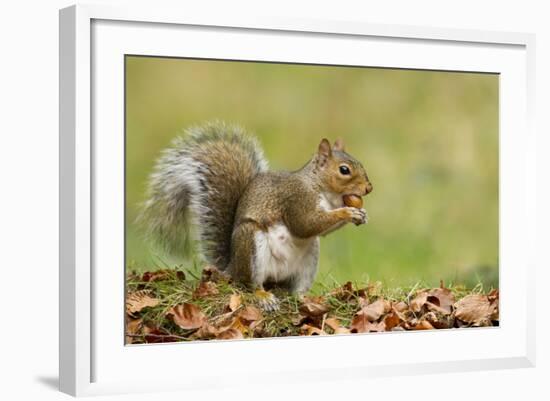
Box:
[254,289,280,312]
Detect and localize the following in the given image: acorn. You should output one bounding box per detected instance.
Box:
[343,194,363,208]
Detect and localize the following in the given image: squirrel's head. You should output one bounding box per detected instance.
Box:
[315,138,373,197]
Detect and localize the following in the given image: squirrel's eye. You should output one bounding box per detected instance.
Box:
[339,165,351,175]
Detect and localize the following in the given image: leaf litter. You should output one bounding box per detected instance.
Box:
[125,267,499,344]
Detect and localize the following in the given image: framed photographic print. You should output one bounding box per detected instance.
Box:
[59,4,536,396]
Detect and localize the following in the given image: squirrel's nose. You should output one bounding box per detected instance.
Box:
[365,182,373,195]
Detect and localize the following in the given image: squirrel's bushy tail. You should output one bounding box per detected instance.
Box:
[138,122,268,269]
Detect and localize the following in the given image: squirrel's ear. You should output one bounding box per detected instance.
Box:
[318,138,332,156]
[333,138,345,152]
[317,138,332,167]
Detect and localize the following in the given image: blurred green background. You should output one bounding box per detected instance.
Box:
[125,56,499,289]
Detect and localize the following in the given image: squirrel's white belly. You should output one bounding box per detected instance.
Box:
[253,223,319,287]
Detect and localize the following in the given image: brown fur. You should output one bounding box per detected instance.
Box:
[142,123,372,292]
[226,137,373,284]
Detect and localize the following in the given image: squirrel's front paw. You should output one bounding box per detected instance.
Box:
[254,289,280,312]
[345,207,367,225]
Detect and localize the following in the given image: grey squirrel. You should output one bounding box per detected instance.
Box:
[139,122,373,309]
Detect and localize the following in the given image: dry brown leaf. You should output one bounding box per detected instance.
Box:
[142,325,180,343]
[194,323,220,339]
[324,317,341,331]
[329,281,354,300]
[209,311,235,328]
[299,300,329,318]
[216,328,244,340]
[229,316,251,335]
[126,290,160,316]
[391,326,406,332]
[454,294,496,325]
[228,293,242,312]
[393,301,408,313]
[201,265,230,283]
[412,320,435,330]
[291,314,309,327]
[424,311,454,329]
[167,303,206,330]
[238,306,263,323]
[358,297,369,309]
[425,301,450,315]
[383,312,402,330]
[193,281,219,298]
[325,317,351,334]
[426,287,455,315]
[488,290,499,321]
[141,270,170,282]
[126,317,143,334]
[410,291,428,313]
[350,313,386,333]
[359,298,391,322]
[141,269,185,282]
[125,317,143,344]
[301,324,327,336]
[334,326,351,334]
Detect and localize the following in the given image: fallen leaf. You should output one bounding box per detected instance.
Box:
[426,287,455,315]
[412,320,434,330]
[142,325,180,343]
[391,326,406,331]
[358,297,369,309]
[359,298,391,322]
[193,281,219,298]
[350,313,386,333]
[299,300,329,318]
[142,269,185,282]
[410,291,428,313]
[491,305,499,322]
[208,310,235,328]
[325,317,351,334]
[324,317,341,331]
[126,317,142,332]
[393,301,408,313]
[425,301,450,315]
[125,317,143,344]
[227,293,242,312]
[454,294,496,325]
[216,328,244,340]
[292,314,309,326]
[334,326,351,334]
[194,323,220,339]
[126,290,159,316]
[329,281,354,300]
[201,265,230,283]
[424,311,454,329]
[488,289,500,321]
[167,303,206,330]
[383,312,402,330]
[238,306,263,324]
[301,324,327,335]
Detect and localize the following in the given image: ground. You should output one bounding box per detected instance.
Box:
[125,265,499,344]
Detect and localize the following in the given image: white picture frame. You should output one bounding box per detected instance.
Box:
[59,4,536,397]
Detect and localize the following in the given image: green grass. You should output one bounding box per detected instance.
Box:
[125,56,499,289]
